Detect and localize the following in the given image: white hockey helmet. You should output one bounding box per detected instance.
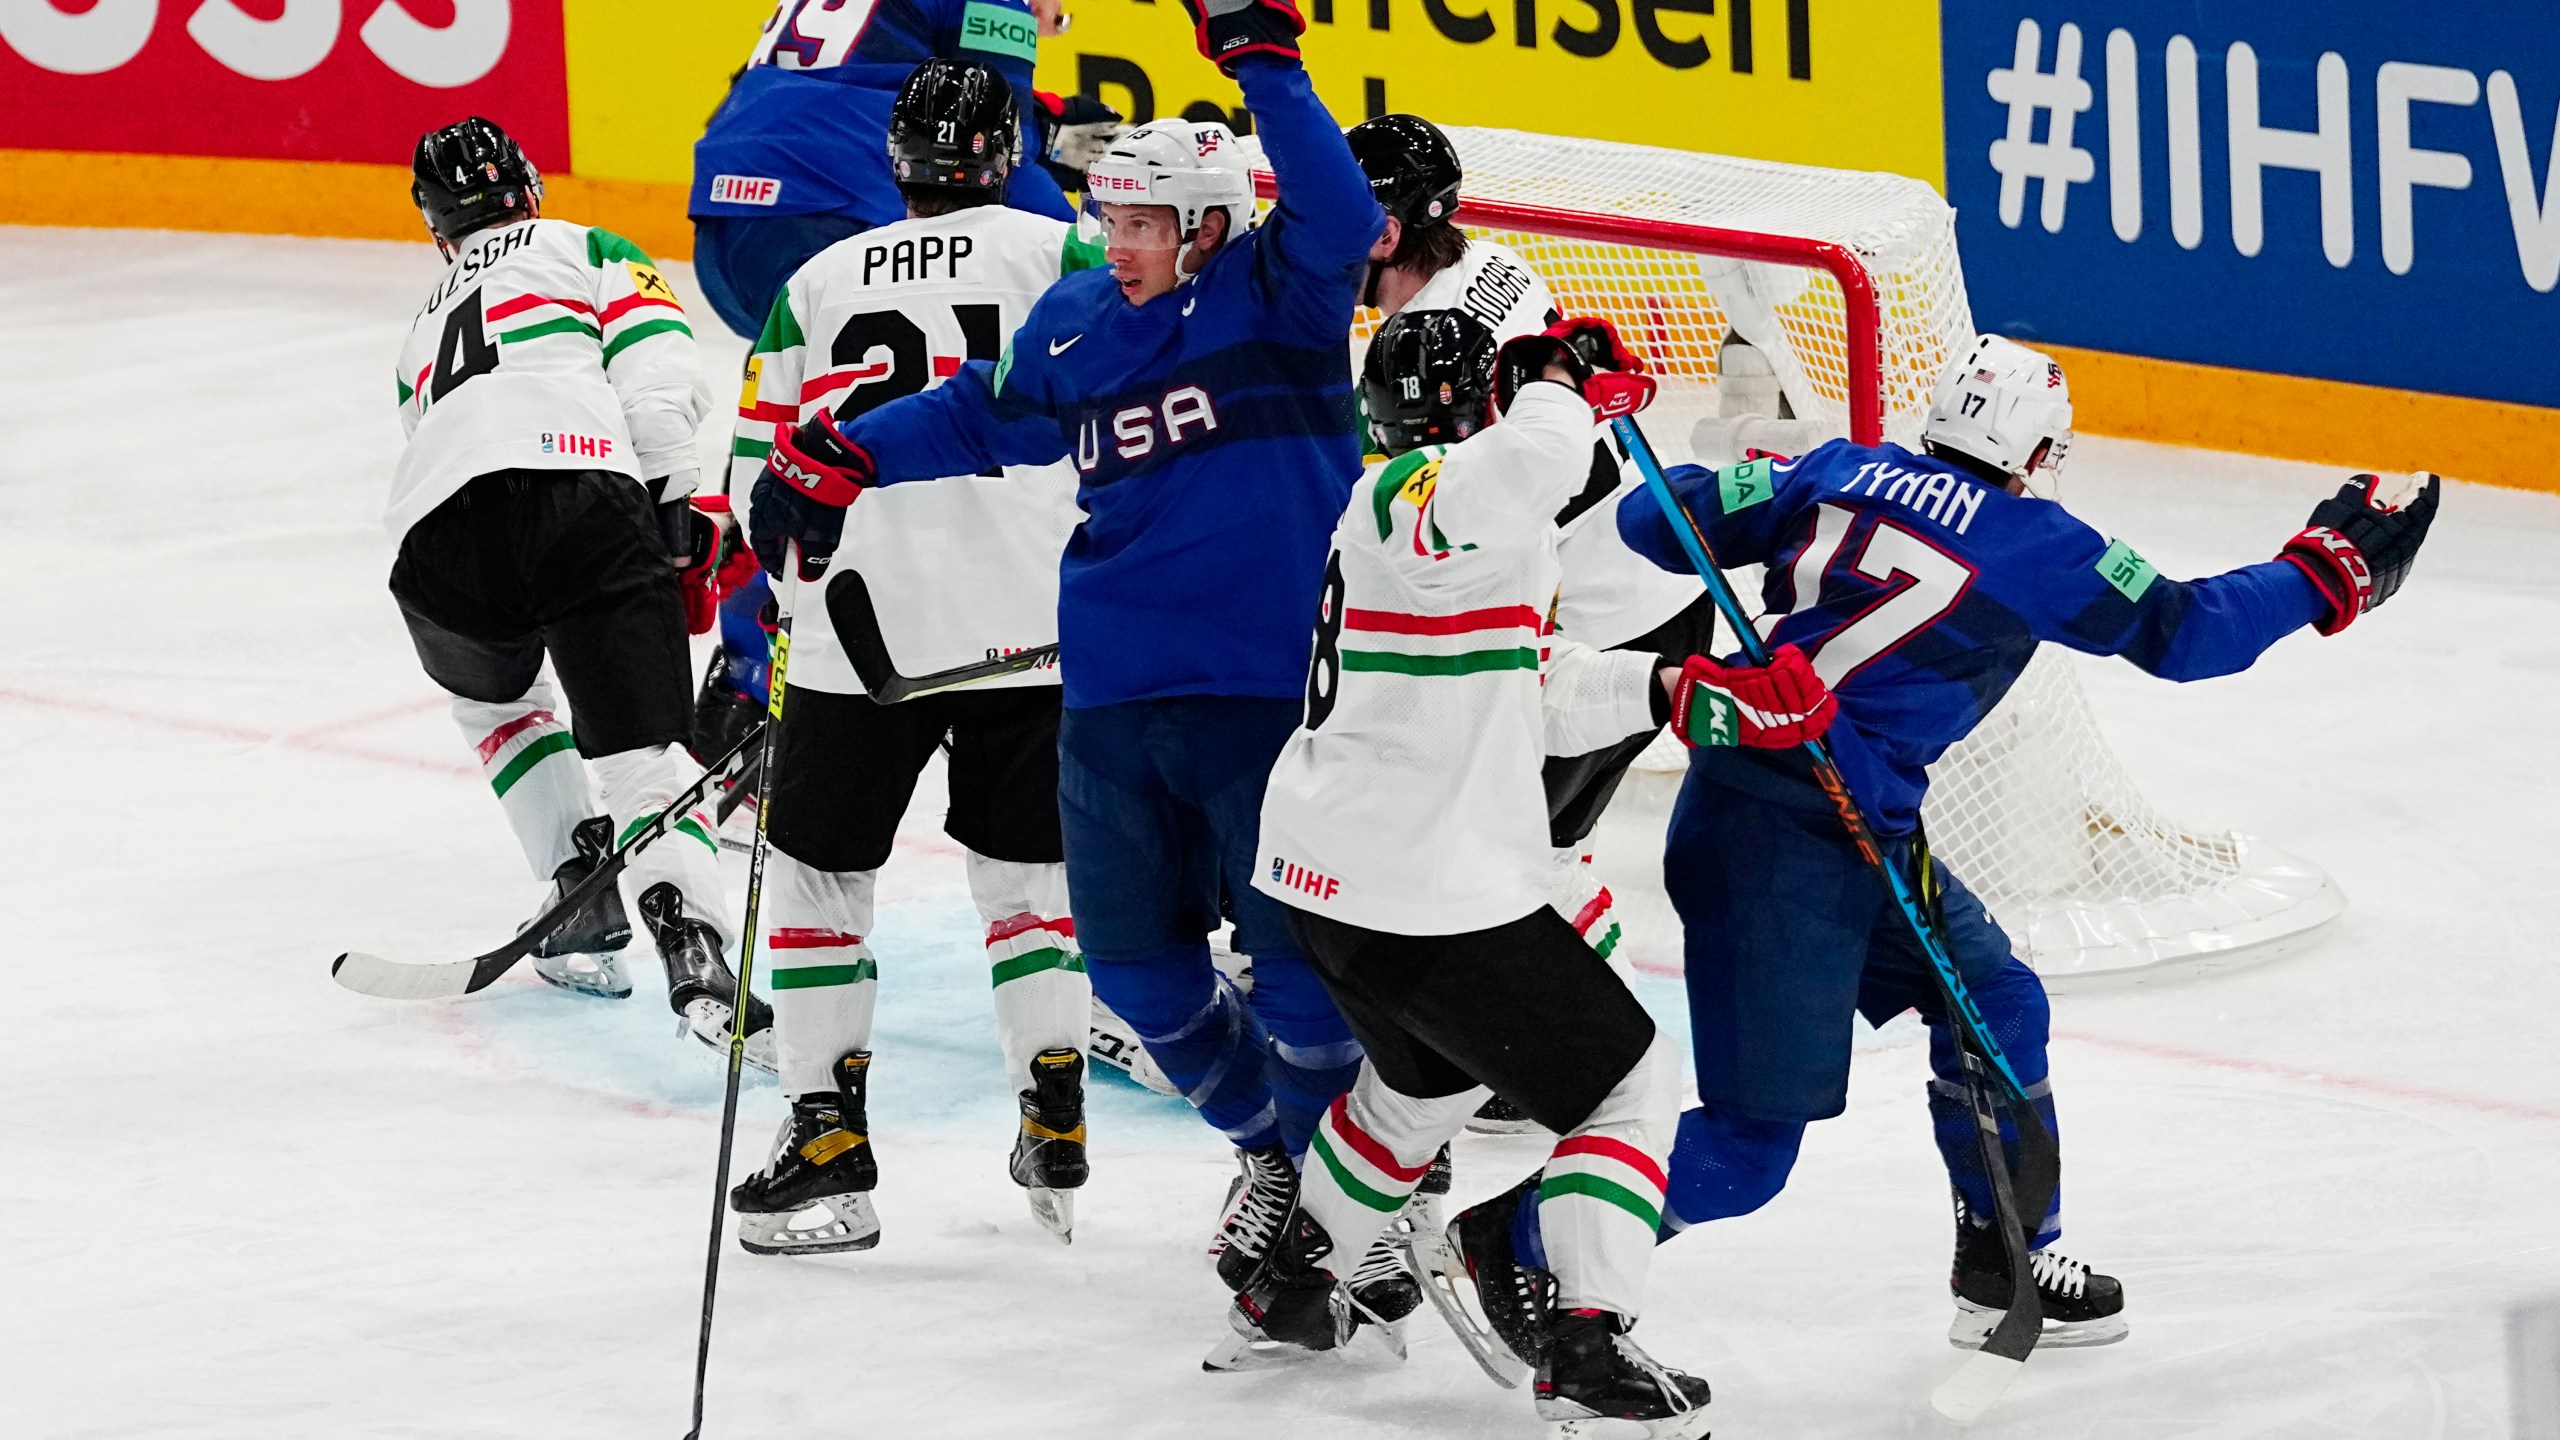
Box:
[1922,334,2074,480]
[1083,118,1257,245]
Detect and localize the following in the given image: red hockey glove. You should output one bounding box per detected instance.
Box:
[1670,644,1837,750]
[2277,471,2441,635]
[1179,0,1304,73]
[764,410,875,506]
[1495,317,1656,420]
[674,495,761,635]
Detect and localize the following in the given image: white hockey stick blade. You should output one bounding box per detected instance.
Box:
[332,951,476,1001]
[1930,1349,2025,1423]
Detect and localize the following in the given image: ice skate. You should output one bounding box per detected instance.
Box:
[1467,1092,1543,1135]
[1206,1142,1299,1291]
[1344,1218,1424,1362]
[526,815,632,999]
[1008,1048,1088,1244]
[1535,1308,1713,1440]
[637,882,775,1074]
[1413,1171,1551,1388]
[1948,1216,2127,1349]
[731,1052,880,1255]
[1205,1210,1352,1372]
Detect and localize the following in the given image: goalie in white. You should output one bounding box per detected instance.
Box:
[721,61,1106,1252]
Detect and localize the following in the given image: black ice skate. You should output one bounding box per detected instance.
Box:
[1468,1092,1543,1135]
[527,815,632,999]
[637,882,774,1074]
[730,1051,879,1255]
[688,652,765,853]
[1535,1308,1712,1440]
[1205,1209,1353,1372]
[1413,1170,1554,1388]
[1207,1142,1299,1292]
[1344,1221,1424,1362]
[1949,1215,2127,1349]
[1008,1048,1087,1244]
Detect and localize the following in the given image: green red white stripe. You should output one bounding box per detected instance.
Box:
[1570,887,1622,961]
[985,911,1084,988]
[1307,1092,1431,1213]
[475,710,575,797]
[766,928,875,989]
[1340,603,1543,678]
[618,808,717,854]
[1540,1134,1668,1230]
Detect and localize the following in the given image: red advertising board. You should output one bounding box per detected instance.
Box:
[0,1,569,170]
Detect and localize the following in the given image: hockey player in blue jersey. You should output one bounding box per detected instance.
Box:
[748,0,1386,1294]
[1451,334,2441,1365]
[686,0,1123,776]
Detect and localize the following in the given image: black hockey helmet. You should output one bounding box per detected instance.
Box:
[1347,113,1463,231]
[412,116,541,246]
[1363,308,1499,456]
[889,59,1017,199]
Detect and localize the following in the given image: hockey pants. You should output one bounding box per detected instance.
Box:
[1058,697,1361,1157]
[1652,748,2060,1246]
[757,847,1087,1099]
[1287,904,1680,1318]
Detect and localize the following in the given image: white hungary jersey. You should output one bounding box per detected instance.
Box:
[389,218,711,540]
[1254,383,1660,937]
[1401,237,1703,652]
[731,206,1103,697]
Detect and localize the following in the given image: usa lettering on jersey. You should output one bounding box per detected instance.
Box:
[1075,386,1220,471]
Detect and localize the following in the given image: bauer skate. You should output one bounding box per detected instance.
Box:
[1207,1142,1299,1291]
[1009,1048,1088,1244]
[1205,1210,1353,1372]
[1411,1171,1552,1388]
[1948,1216,2127,1349]
[637,883,775,1074]
[526,815,632,1000]
[731,1052,880,1255]
[1535,1308,1713,1440]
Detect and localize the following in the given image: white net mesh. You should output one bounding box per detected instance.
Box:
[1402,125,2342,980]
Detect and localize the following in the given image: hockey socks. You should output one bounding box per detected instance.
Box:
[1525,1032,1679,1319]
[591,743,730,950]
[968,854,1089,1080]
[453,685,592,880]
[1246,950,1364,1156]
[760,858,880,1098]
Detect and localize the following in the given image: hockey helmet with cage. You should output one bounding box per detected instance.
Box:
[1347,113,1462,230]
[1362,308,1499,456]
[888,60,1018,199]
[412,117,541,247]
[1923,334,2074,481]
[1082,118,1257,249]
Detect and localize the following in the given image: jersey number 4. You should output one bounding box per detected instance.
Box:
[1788,505,1977,685]
[430,289,499,404]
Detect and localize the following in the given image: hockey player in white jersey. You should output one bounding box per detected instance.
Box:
[1348,113,1713,1132]
[1233,311,1835,1431]
[387,118,768,1063]
[721,62,1100,1253]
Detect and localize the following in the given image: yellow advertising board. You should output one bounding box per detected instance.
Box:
[1036,0,1944,189]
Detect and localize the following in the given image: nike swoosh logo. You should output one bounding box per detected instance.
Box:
[1183,298,1197,316]
[1048,335,1082,355]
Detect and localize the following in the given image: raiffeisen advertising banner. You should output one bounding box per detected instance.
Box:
[0,1,570,169]
[1942,2,2560,413]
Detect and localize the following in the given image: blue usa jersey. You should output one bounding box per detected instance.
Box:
[690,0,1072,225]
[837,57,1386,709]
[1619,439,2328,836]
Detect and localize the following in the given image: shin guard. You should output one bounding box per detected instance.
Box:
[453,685,592,880]
[1301,1071,1483,1266]
[761,855,879,1099]
[591,743,732,950]
[1540,1030,1680,1318]
[966,853,1089,1081]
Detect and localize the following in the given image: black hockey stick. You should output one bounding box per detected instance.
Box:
[829,564,1060,703]
[683,620,792,1440]
[1615,415,2059,1421]
[330,720,768,1002]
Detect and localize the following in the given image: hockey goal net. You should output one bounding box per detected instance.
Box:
[1266,125,2342,983]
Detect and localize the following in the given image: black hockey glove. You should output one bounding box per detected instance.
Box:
[1036,90,1126,173]
[2277,471,2440,635]
[1494,332,1590,415]
[1495,317,1656,420]
[1179,0,1304,74]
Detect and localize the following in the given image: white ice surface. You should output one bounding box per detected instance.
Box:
[4,226,2558,1439]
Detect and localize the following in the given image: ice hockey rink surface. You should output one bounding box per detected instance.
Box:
[4,226,2556,1439]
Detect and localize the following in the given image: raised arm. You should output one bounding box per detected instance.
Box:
[1420,382,1599,552]
[1233,55,1382,281]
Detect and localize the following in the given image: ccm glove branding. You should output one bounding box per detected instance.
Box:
[2278,472,2441,635]
[1179,0,1305,74]
[750,412,876,583]
[1672,644,1837,750]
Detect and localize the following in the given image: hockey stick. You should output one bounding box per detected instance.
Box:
[330,720,767,1002]
[683,619,791,1440]
[828,563,1061,703]
[1613,415,2059,1422]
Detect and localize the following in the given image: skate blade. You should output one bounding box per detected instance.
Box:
[1201,1331,1333,1373]
[1344,1313,1408,1364]
[1949,1297,2128,1350]
[1464,1115,1546,1137]
[680,1000,777,1075]
[1026,1186,1075,1244]
[1402,1226,1527,1390]
[531,950,632,1000]
[736,1193,880,1256]
[1542,1407,1714,1440]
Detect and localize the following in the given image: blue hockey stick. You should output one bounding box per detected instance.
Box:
[1615,415,2060,1420]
